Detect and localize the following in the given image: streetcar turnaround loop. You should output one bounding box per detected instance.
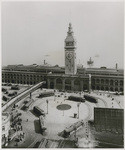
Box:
[97,97,108,108]
[94,102,100,107]
[92,95,108,108]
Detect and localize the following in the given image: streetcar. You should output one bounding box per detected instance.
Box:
[68,96,85,103]
[33,106,45,116]
[39,115,46,132]
[84,94,98,103]
[38,91,54,98]
[63,120,84,138]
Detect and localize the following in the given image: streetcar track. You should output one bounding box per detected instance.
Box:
[92,95,108,108]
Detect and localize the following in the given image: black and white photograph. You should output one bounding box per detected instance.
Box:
[1,0,124,148]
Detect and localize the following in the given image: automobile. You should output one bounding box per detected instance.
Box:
[2,88,7,92]
[2,96,8,101]
[7,83,12,86]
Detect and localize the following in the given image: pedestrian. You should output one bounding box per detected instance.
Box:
[21,126,22,131]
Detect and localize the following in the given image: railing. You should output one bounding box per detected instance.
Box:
[2,81,45,112]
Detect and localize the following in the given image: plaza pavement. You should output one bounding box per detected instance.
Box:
[6,88,124,148]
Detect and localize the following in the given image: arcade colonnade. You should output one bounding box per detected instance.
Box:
[91,78,123,92]
[47,77,124,92]
[2,72,124,92]
[47,77,89,91]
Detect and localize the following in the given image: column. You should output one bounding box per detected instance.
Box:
[89,74,91,93]
[71,80,74,91]
[62,79,65,91]
[47,79,50,89]
[54,78,56,89]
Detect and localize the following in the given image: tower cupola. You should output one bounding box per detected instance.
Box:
[65,23,76,49]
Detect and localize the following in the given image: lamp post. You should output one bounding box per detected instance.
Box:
[77,103,80,119]
[46,100,49,114]
[54,93,56,101]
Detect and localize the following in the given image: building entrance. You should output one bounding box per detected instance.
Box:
[65,85,71,91]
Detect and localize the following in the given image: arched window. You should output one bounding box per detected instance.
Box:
[101,79,104,84]
[105,79,109,84]
[56,78,62,84]
[115,80,118,86]
[96,79,100,83]
[120,80,123,86]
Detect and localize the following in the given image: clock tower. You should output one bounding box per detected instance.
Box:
[65,23,77,75]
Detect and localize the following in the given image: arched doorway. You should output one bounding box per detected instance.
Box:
[96,86,100,90]
[105,87,109,91]
[92,86,95,90]
[120,80,123,86]
[74,79,80,91]
[65,79,71,91]
[101,86,104,90]
[110,80,113,86]
[115,87,118,91]
[110,87,113,91]
[120,88,123,92]
[83,84,88,91]
[50,82,54,89]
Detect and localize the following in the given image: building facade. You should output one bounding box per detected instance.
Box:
[2,67,124,92]
[2,23,124,92]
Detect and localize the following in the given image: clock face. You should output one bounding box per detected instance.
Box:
[66,52,73,60]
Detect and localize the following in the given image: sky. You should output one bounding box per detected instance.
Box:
[1,1,124,69]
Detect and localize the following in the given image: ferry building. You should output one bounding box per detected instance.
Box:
[2,23,124,92]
